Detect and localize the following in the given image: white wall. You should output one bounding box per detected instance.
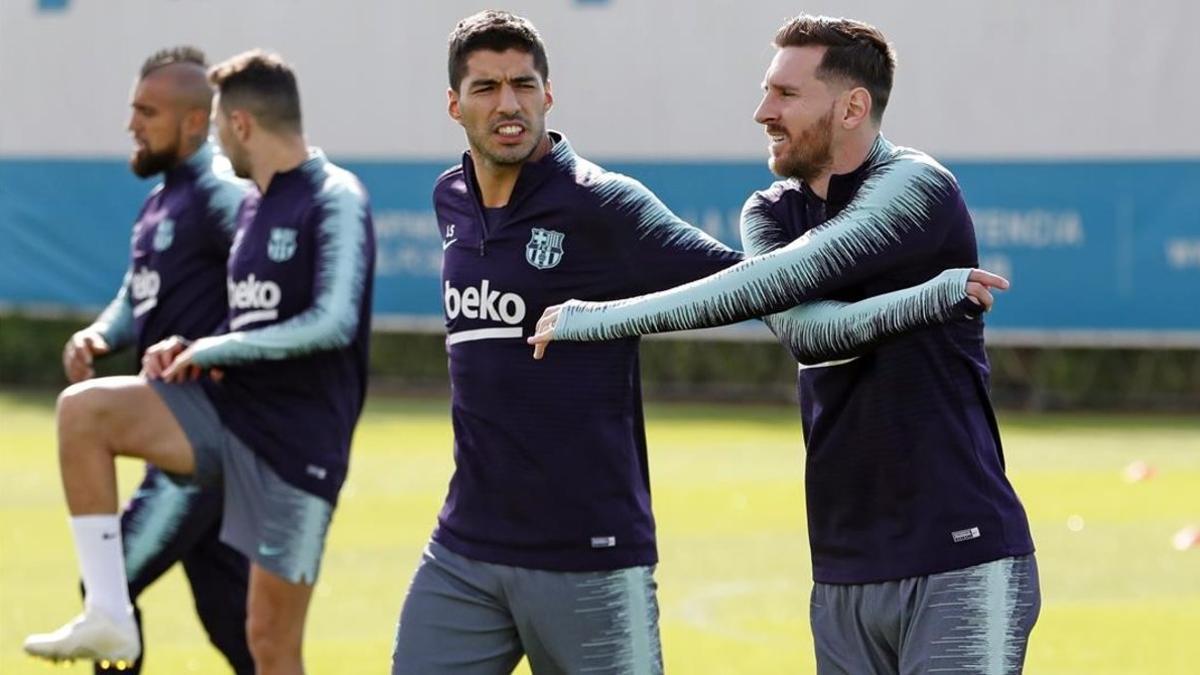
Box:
[2,0,1197,160]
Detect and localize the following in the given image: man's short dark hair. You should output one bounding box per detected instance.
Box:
[774,15,896,123]
[448,10,548,92]
[140,45,207,78]
[208,49,302,133]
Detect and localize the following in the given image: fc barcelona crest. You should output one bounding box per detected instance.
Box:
[152,218,175,251]
[268,227,298,263]
[525,228,564,270]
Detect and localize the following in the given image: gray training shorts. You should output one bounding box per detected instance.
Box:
[392,539,662,675]
[149,379,333,585]
[811,554,1041,675]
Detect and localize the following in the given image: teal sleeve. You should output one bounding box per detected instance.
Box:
[766,271,976,365]
[90,270,135,350]
[551,158,960,341]
[740,195,978,364]
[189,179,370,367]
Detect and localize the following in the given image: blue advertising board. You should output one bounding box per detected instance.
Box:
[2,156,1197,345]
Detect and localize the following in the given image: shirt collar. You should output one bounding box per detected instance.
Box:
[825,134,892,212]
[460,130,574,212]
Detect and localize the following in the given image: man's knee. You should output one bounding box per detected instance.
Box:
[56,380,125,460]
[58,377,195,473]
[58,376,151,433]
[57,380,111,432]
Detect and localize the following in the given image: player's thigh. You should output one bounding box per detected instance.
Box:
[510,564,662,675]
[899,555,1041,675]
[58,375,195,474]
[391,541,522,675]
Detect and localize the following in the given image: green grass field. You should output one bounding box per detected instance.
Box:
[1,390,1197,674]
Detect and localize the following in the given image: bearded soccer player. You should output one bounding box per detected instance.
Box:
[25,50,375,675]
[391,11,1009,675]
[49,46,253,675]
[530,14,1039,675]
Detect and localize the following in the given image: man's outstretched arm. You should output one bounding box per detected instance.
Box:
[530,172,1005,359]
[737,194,996,365]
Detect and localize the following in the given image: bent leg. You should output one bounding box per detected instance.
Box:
[28,378,210,666]
[58,376,196,516]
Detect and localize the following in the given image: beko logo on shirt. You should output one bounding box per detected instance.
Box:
[131,267,160,300]
[130,267,160,317]
[443,280,525,324]
[228,274,282,330]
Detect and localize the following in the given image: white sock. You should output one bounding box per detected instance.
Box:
[69,514,133,623]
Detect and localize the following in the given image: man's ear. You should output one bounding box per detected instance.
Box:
[182,107,210,140]
[448,88,462,123]
[841,86,872,130]
[230,109,253,142]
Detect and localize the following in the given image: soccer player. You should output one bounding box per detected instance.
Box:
[391,11,1008,675]
[25,50,375,675]
[530,14,1039,675]
[55,46,254,675]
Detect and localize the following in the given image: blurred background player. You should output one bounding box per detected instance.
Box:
[25,50,376,675]
[47,45,253,675]
[530,14,1039,675]
[392,11,1009,675]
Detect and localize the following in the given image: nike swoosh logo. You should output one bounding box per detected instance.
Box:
[101,532,118,540]
[442,239,458,250]
[258,544,285,557]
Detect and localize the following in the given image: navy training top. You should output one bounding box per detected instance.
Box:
[432,132,743,571]
[91,142,245,358]
[189,149,376,505]
[553,136,1035,583]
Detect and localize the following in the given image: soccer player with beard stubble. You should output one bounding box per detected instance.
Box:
[530,14,1040,675]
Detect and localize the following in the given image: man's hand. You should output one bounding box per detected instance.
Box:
[161,344,207,383]
[964,269,1010,312]
[62,329,110,383]
[141,336,197,381]
[528,304,565,360]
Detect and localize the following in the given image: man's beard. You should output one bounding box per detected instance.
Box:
[771,107,835,184]
[130,143,179,178]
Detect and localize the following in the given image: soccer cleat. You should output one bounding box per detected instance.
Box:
[23,608,140,666]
